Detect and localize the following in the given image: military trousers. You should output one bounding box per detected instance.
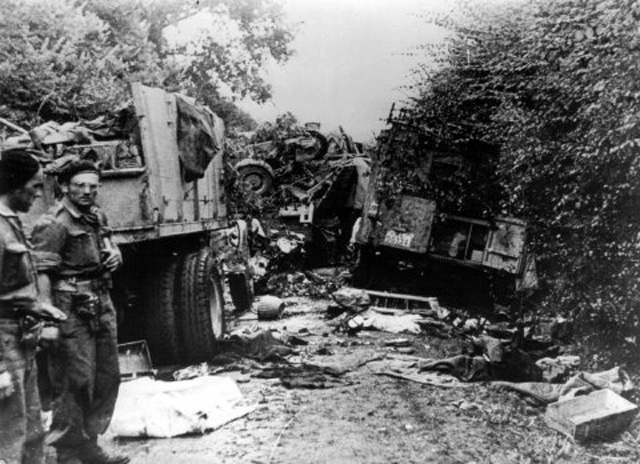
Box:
[45,288,120,453]
[0,319,44,464]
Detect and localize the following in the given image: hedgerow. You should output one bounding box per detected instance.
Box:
[397,0,640,361]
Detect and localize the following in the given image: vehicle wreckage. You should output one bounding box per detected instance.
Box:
[228,122,371,269]
[1,83,253,365]
[353,106,538,308]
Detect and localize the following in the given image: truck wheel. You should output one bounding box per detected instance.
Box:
[237,164,274,195]
[178,249,225,362]
[143,256,181,365]
[228,270,254,313]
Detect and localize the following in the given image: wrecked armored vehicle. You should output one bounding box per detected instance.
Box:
[8,83,251,364]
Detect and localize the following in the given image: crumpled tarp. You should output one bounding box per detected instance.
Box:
[221,330,295,362]
[254,363,345,389]
[493,366,634,404]
[176,94,224,182]
[362,311,423,334]
[536,355,581,383]
[27,107,138,149]
[418,355,492,382]
[30,121,94,146]
[417,345,542,383]
[332,287,370,310]
[330,308,424,334]
[173,362,210,381]
[363,357,474,389]
[108,376,256,438]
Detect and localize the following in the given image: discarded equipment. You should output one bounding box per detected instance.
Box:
[118,340,155,380]
[544,389,638,441]
[257,295,285,320]
[360,289,440,313]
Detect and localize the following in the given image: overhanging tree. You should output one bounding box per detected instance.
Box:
[0,0,294,128]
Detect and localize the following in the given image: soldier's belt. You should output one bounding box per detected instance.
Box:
[54,276,107,292]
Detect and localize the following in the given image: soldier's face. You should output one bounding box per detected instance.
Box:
[11,169,44,213]
[65,172,100,210]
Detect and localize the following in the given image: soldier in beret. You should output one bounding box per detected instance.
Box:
[0,148,66,464]
[31,160,128,464]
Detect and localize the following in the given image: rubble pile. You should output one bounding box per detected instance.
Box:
[260,268,350,299]
[227,122,370,271]
[325,288,630,400]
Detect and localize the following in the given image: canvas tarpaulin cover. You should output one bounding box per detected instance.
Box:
[175,94,224,182]
[108,376,255,438]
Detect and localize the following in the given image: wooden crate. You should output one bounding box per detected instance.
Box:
[545,389,638,441]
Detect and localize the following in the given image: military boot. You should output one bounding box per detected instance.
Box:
[56,447,83,464]
[77,441,130,464]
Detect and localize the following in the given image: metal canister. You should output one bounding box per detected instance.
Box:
[256,295,284,320]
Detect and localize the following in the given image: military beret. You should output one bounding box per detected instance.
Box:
[57,159,100,184]
[0,147,41,193]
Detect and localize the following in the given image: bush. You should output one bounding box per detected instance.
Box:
[398,0,640,357]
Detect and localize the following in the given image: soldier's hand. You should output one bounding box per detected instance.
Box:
[0,371,14,399]
[39,302,67,322]
[40,325,61,350]
[102,247,123,272]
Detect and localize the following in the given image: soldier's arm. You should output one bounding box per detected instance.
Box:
[36,273,53,305]
[99,210,123,272]
[29,218,67,322]
[0,235,11,394]
[30,215,66,305]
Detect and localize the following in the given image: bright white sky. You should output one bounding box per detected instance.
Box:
[238,0,451,141]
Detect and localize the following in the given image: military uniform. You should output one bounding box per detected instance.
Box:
[31,198,120,461]
[0,202,44,464]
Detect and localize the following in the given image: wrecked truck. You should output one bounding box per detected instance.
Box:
[16,83,252,365]
[354,108,537,308]
[230,123,371,267]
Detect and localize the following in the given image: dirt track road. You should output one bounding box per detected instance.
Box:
[59,297,640,464]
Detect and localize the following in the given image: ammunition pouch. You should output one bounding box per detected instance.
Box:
[71,293,100,333]
[19,315,43,350]
[53,277,107,333]
[0,302,44,349]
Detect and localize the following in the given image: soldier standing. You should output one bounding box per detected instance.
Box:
[0,148,66,464]
[31,160,128,464]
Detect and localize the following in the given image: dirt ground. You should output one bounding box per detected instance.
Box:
[47,297,640,464]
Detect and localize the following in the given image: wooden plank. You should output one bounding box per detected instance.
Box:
[357,289,439,305]
[132,83,183,223]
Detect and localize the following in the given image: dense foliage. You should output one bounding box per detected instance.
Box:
[398,0,640,359]
[0,0,293,128]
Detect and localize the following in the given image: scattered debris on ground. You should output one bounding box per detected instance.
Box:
[104,293,640,463]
